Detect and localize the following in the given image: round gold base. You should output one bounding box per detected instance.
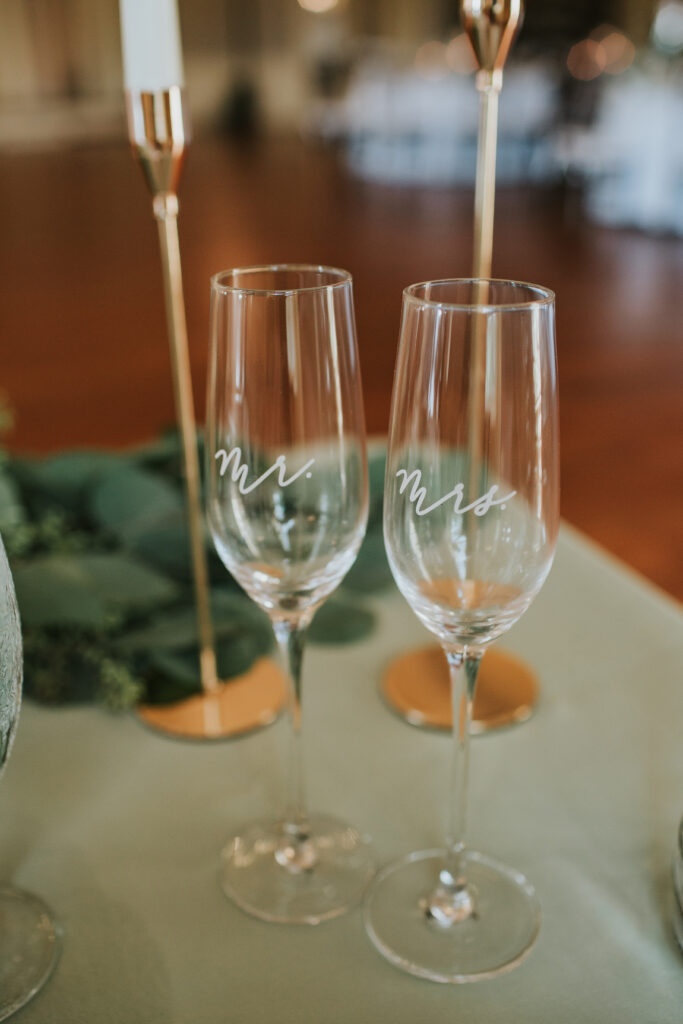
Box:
[137,657,287,740]
[382,646,538,734]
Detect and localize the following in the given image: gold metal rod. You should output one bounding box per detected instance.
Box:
[461,0,524,277]
[125,88,219,703]
[154,200,219,696]
[472,80,500,280]
[460,0,525,537]
[469,77,501,490]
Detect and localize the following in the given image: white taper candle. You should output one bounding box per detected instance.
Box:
[119,0,184,92]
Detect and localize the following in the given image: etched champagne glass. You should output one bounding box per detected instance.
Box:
[364,279,559,981]
[0,535,61,1018]
[206,265,374,924]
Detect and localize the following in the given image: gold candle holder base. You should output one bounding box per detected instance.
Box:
[138,658,287,740]
[382,646,538,734]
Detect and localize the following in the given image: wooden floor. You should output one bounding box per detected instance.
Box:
[1,136,681,600]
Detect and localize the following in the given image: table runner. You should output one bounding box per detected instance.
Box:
[1,524,681,1022]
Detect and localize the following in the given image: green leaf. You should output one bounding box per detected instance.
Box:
[25,452,119,509]
[143,627,270,704]
[24,645,97,705]
[208,545,240,586]
[116,608,200,653]
[368,452,386,498]
[211,588,272,631]
[147,648,201,687]
[130,511,240,589]
[116,587,271,654]
[74,553,178,612]
[13,557,109,628]
[0,472,25,531]
[143,657,200,704]
[96,657,143,711]
[216,629,270,678]
[129,511,193,581]
[309,599,375,644]
[367,453,386,528]
[12,552,177,629]
[128,431,183,468]
[90,466,183,542]
[342,531,393,594]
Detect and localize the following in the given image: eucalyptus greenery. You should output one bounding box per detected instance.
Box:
[0,434,391,711]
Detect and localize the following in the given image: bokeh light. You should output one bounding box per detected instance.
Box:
[414,41,449,80]
[652,1,683,54]
[602,33,636,74]
[446,34,477,74]
[589,26,636,75]
[566,39,607,81]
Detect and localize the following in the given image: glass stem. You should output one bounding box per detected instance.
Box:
[273,617,315,872]
[424,645,482,926]
[445,646,481,872]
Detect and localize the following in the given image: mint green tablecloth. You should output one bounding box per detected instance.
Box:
[1,524,682,1022]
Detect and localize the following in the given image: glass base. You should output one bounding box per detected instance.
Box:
[221,813,375,924]
[363,848,540,983]
[0,885,61,1020]
[382,646,539,734]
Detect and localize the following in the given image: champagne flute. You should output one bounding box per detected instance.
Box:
[206,264,374,924]
[364,279,559,981]
[0,535,61,1018]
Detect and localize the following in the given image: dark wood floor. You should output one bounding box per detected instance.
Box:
[1,136,681,600]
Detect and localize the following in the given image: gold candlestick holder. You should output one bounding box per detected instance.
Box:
[381,0,538,734]
[464,0,523,279]
[125,87,285,738]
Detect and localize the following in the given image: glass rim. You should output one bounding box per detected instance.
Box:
[211,263,352,297]
[403,278,555,312]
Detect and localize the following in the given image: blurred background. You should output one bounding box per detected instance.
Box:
[1,0,682,597]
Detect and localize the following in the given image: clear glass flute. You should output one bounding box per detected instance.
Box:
[0,536,61,1019]
[364,279,559,981]
[206,264,374,924]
